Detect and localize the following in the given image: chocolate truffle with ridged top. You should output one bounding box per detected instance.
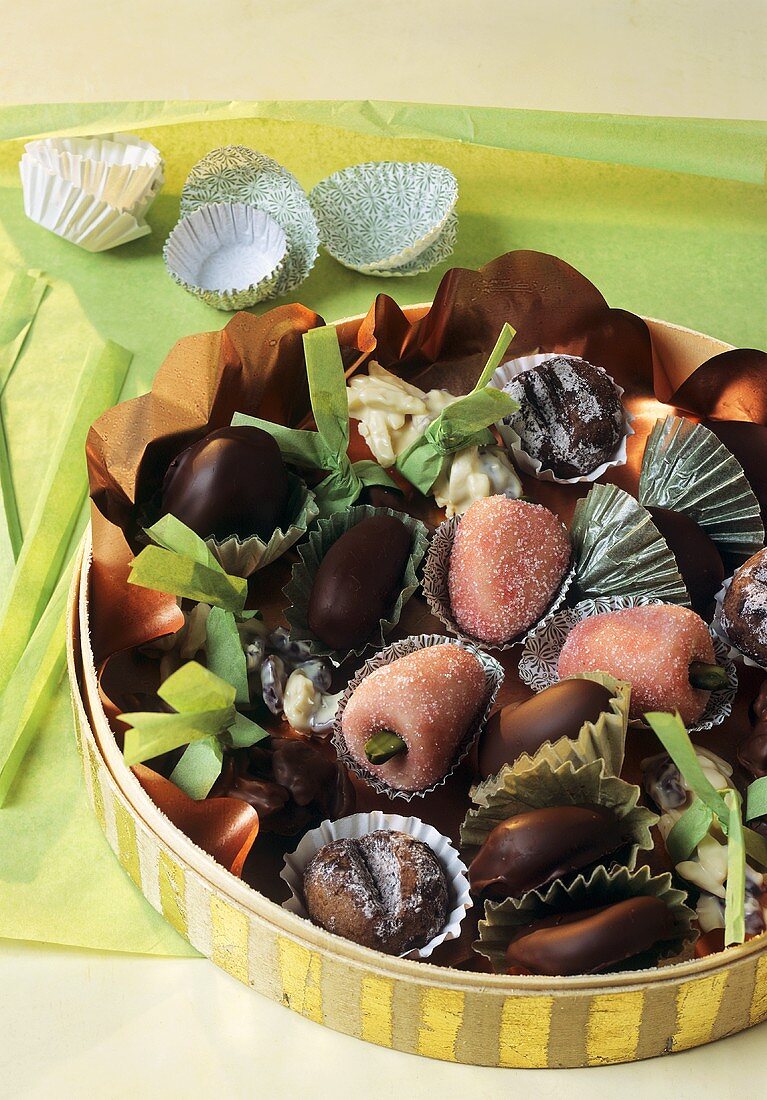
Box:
[502,355,625,478]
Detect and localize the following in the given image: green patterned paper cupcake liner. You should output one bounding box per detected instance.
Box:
[475,864,697,974]
[283,504,429,663]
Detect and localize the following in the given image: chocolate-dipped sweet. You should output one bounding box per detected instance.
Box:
[477,679,613,779]
[468,805,624,899]
[307,514,412,650]
[210,739,355,836]
[739,678,767,780]
[502,355,625,478]
[505,896,675,976]
[303,830,448,954]
[161,425,289,541]
[722,547,767,666]
[646,506,724,620]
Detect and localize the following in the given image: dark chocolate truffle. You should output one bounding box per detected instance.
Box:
[303,830,448,954]
[646,505,724,620]
[468,805,624,899]
[505,896,675,976]
[477,679,613,779]
[161,425,289,541]
[503,355,624,478]
[307,514,412,650]
[722,547,767,666]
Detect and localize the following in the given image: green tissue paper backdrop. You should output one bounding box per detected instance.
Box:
[0,99,764,957]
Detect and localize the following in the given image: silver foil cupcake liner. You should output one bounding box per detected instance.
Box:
[422,511,575,652]
[490,352,634,485]
[280,809,472,961]
[518,594,738,733]
[333,633,504,801]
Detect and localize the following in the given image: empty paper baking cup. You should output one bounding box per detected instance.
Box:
[309,161,458,274]
[25,132,163,217]
[280,810,473,961]
[518,594,738,733]
[364,211,459,279]
[20,155,151,252]
[163,203,287,310]
[490,353,634,484]
[180,146,319,295]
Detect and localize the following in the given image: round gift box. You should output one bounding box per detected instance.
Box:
[67,308,767,1069]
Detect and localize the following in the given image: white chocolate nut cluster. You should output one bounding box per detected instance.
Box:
[347,362,456,468]
[432,445,522,518]
[643,748,767,936]
[283,669,342,734]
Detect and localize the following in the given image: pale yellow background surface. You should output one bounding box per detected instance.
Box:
[1,1,765,1097]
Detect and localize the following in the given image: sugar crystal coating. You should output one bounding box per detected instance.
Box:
[558,604,715,725]
[448,497,571,644]
[341,644,486,792]
[722,547,767,666]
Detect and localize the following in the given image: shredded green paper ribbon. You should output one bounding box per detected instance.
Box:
[395,323,518,494]
[233,326,395,517]
[121,661,267,800]
[645,710,762,945]
[746,775,767,823]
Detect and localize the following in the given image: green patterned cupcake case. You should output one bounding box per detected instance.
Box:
[180,145,319,294]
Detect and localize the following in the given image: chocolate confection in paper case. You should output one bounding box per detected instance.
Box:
[84,248,767,904]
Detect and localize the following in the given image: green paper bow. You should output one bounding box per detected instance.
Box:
[232,326,395,518]
[121,661,268,800]
[395,323,519,494]
[645,710,764,946]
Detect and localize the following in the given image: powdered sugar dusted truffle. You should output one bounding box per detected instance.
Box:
[448,497,571,645]
[558,604,716,725]
[341,644,487,792]
[303,830,448,954]
[722,548,767,666]
[503,356,625,478]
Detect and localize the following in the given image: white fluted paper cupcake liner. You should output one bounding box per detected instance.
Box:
[518,594,737,733]
[20,156,150,251]
[333,633,504,800]
[310,161,458,273]
[490,353,634,484]
[164,203,287,310]
[422,512,575,652]
[712,577,767,671]
[280,809,473,961]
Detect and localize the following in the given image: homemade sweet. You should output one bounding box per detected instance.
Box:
[448,497,570,645]
[477,679,614,778]
[307,514,412,650]
[505,896,675,976]
[558,604,720,724]
[340,644,486,792]
[302,830,448,954]
[210,739,355,836]
[161,424,289,541]
[502,355,624,478]
[468,805,624,899]
[645,505,724,620]
[722,547,767,666]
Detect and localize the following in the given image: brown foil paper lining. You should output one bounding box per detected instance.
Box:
[86,249,767,890]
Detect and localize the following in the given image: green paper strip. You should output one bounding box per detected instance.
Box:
[666,798,715,866]
[396,323,518,494]
[122,708,234,767]
[724,790,746,947]
[0,267,48,571]
[129,516,247,612]
[169,737,224,801]
[158,660,234,713]
[233,327,395,518]
[226,709,269,750]
[0,338,132,699]
[0,552,71,805]
[746,775,767,822]
[206,607,249,707]
[645,710,767,870]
